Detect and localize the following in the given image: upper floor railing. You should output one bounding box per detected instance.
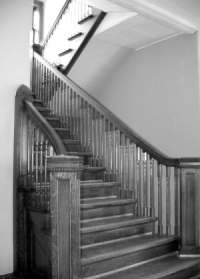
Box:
[41,0,105,75]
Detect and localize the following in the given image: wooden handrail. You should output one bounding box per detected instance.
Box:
[24,101,67,156]
[17,84,67,155]
[33,52,180,166]
[42,0,71,48]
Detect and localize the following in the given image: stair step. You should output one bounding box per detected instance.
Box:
[58,48,73,57]
[33,99,43,107]
[81,197,136,220]
[81,180,103,184]
[68,32,83,41]
[81,215,157,245]
[81,235,180,278]
[81,197,136,208]
[78,14,94,25]
[81,215,157,233]
[83,254,200,279]
[45,117,60,128]
[62,139,81,152]
[81,182,120,199]
[37,107,52,117]
[81,167,106,181]
[54,128,70,139]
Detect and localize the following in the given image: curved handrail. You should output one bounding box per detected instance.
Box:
[16,84,67,156]
[25,101,67,156]
[34,52,180,166]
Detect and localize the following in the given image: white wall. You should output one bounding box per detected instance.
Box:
[99,33,200,157]
[43,0,66,38]
[0,0,33,275]
[69,37,133,98]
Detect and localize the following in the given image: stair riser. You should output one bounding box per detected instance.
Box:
[81,204,135,220]
[81,240,179,278]
[63,143,81,152]
[81,185,119,199]
[33,101,43,107]
[55,130,71,139]
[81,170,104,181]
[38,110,52,117]
[81,222,154,245]
[47,119,60,128]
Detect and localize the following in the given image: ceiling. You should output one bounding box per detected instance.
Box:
[86,0,200,50]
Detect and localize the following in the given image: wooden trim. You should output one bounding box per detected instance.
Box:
[42,0,71,47]
[33,53,181,166]
[63,11,107,76]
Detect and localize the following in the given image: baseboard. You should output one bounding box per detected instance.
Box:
[0,274,14,279]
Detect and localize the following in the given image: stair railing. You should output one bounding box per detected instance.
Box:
[14,84,83,277]
[42,0,92,65]
[32,52,182,237]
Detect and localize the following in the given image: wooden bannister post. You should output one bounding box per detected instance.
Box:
[47,155,84,279]
[180,160,200,253]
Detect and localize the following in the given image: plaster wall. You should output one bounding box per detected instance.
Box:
[99,34,200,157]
[68,37,133,98]
[0,0,33,274]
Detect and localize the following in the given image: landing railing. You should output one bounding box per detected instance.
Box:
[32,52,183,237]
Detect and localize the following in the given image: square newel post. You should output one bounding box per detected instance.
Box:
[47,155,84,279]
[180,159,200,254]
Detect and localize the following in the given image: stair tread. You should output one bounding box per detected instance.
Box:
[81,180,103,184]
[81,235,179,263]
[62,139,80,144]
[81,215,157,232]
[81,182,120,188]
[67,152,93,156]
[81,197,136,208]
[45,117,60,121]
[37,107,51,111]
[85,254,200,279]
[82,166,106,171]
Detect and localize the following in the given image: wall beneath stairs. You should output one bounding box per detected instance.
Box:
[68,37,133,98]
[0,0,33,275]
[99,33,200,158]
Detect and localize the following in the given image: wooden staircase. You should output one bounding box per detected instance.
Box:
[21,95,200,279]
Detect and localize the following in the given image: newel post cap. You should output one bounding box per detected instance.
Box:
[16,84,33,103]
[47,155,84,172]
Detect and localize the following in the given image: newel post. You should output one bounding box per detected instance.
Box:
[47,155,84,279]
[180,159,200,254]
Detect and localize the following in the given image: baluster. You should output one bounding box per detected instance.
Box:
[71,90,75,139]
[32,57,36,93]
[112,124,116,181]
[40,63,44,102]
[120,133,125,197]
[174,167,180,236]
[126,138,131,198]
[143,153,148,217]
[98,115,103,167]
[132,143,137,202]
[39,131,44,209]
[158,164,163,234]
[102,117,106,169]
[69,88,73,139]
[137,148,143,215]
[63,83,67,129]
[86,102,91,152]
[107,120,111,182]
[44,137,48,211]
[116,129,121,186]
[84,101,89,151]
[166,166,171,235]
[74,92,78,139]
[79,97,83,150]
[150,158,155,217]
[76,94,81,141]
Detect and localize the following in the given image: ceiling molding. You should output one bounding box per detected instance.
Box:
[106,0,198,34]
